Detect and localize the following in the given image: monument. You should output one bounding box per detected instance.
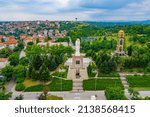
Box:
[66,38,91,80]
[115,30,125,56]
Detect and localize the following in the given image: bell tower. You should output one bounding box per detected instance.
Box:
[115,30,125,56]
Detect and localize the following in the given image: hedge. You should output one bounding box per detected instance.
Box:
[105,87,127,100]
[16,77,25,83]
[15,83,25,91]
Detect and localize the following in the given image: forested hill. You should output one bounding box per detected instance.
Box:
[85,20,150,27]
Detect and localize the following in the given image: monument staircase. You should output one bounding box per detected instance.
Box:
[72,79,84,93]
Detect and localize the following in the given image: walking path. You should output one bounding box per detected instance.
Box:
[72,79,83,93]
[119,72,131,99]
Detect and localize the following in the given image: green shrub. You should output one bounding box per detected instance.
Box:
[16,77,25,83]
[24,84,44,92]
[105,87,127,100]
[15,83,25,91]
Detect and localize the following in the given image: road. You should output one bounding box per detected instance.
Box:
[19,50,26,59]
[11,91,105,100]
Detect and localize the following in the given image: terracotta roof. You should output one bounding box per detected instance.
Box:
[5,38,17,45]
[20,35,26,39]
[0,35,3,40]
[0,42,4,44]
[9,36,15,40]
[0,58,8,62]
[49,40,54,43]
[26,37,37,41]
[39,37,45,41]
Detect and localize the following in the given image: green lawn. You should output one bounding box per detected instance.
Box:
[24,78,72,92]
[24,84,45,92]
[126,75,150,89]
[83,78,124,90]
[48,78,72,91]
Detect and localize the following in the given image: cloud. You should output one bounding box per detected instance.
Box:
[0,0,149,21]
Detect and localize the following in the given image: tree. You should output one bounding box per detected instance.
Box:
[127,45,133,56]
[31,68,39,80]
[1,65,13,79]
[9,52,19,66]
[31,55,42,70]
[27,42,34,46]
[27,63,33,78]
[0,91,12,100]
[96,52,117,74]
[105,87,127,100]
[43,86,49,99]
[39,64,51,82]
[144,26,150,35]
[13,41,24,52]
[20,57,29,66]
[128,88,140,100]
[0,48,13,58]
[13,65,26,78]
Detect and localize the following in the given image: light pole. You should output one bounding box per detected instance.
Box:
[95,77,97,91]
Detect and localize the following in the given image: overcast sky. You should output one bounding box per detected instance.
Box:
[0,0,149,21]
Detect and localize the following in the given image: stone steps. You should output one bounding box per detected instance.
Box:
[72,79,83,92]
[73,83,82,87]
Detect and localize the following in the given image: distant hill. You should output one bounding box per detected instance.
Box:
[84,20,150,27]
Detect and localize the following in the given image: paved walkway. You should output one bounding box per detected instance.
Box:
[119,72,131,99]
[19,50,26,59]
[72,79,83,93]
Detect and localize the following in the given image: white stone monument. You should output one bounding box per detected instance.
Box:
[65,39,92,80]
[75,38,80,56]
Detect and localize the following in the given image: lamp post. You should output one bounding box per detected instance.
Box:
[95,77,97,91]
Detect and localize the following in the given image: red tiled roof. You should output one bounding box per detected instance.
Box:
[5,38,17,45]
[0,58,8,62]
[20,35,26,39]
[0,42,4,44]
[9,36,15,40]
[26,37,37,41]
